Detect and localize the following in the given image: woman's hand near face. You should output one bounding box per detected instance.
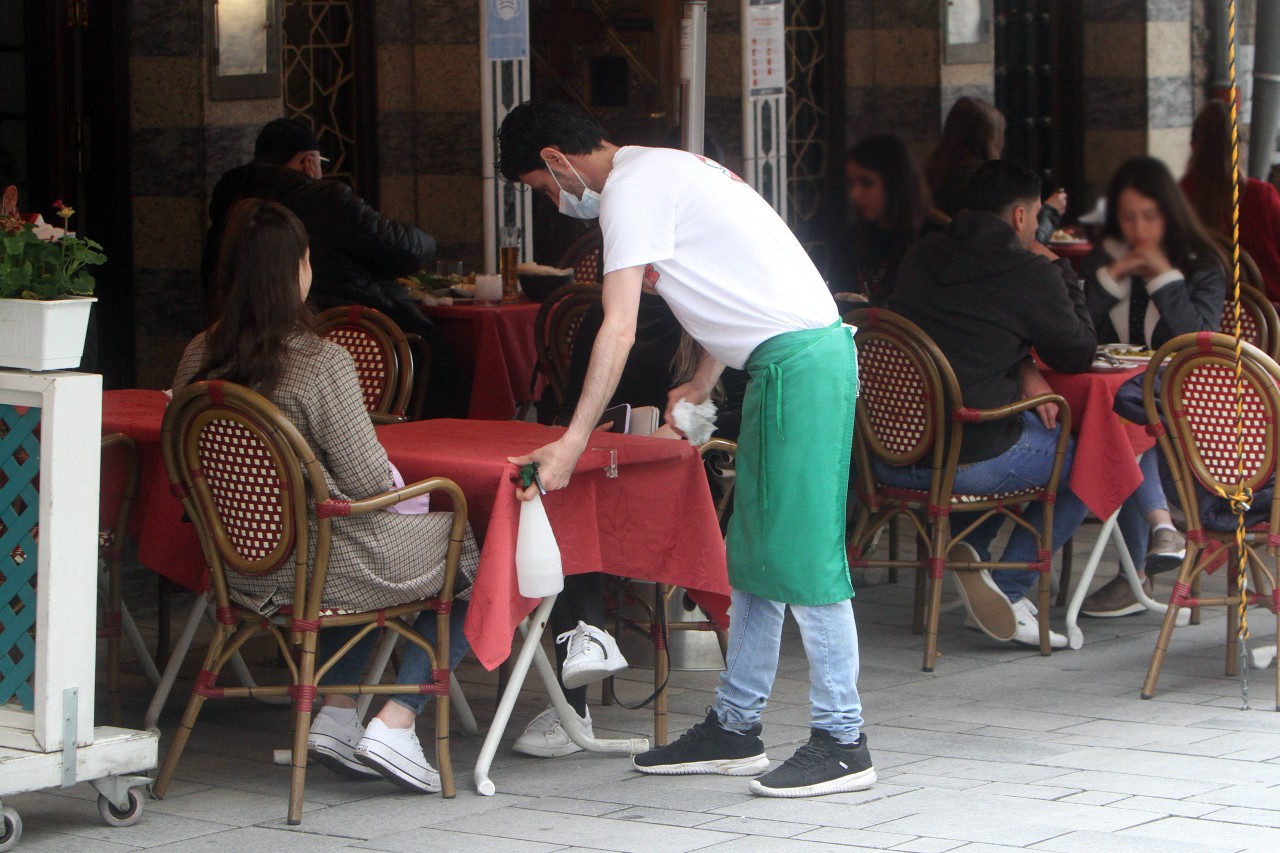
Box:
[1130,245,1174,277]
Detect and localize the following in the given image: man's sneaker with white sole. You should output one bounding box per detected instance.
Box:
[750,730,877,798]
[1011,596,1067,649]
[559,621,628,689]
[512,705,590,757]
[632,708,769,776]
[355,718,441,793]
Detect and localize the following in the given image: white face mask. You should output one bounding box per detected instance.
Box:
[544,158,601,219]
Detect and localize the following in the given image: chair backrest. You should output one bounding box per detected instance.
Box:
[533,284,603,410]
[1143,331,1280,535]
[845,308,955,473]
[1212,231,1266,294]
[314,306,414,418]
[698,438,737,531]
[1219,284,1280,360]
[162,381,332,614]
[557,228,604,286]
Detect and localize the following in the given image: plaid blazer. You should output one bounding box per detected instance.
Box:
[173,332,479,612]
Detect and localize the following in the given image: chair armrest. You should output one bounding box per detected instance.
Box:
[317,475,468,519]
[956,393,1072,434]
[369,412,408,425]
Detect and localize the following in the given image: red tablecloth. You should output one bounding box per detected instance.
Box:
[1050,241,1093,271]
[1041,366,1155,519]
[422,301,543,420]
[101,389,208,592]
[375,419,730,669]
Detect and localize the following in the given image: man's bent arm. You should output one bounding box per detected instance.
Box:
[509,265,644,496]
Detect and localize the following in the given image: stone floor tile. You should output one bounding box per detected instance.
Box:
[1033,747,1280,785]
[510,796,625,817]
[1051,719,1227,748]
[1029,769,1217,798]
[427,808,738,852]
[0,826,141,852]
[1117,816,1280,850]
[1201,805,1280,829]
[146,785,326,826]
[1057,790,1129,806]
[693,815,820,838]
[709,795,924,831]
[876,773,989,791]
[889,838,966,853]
[878,716,986,735]
[967,781,1081,800]
[894,757,1076,785]
[1187,782,1280,809]
[271,791,530,839]
[568,778,753,811]
[144,826,352,851]
[594,805,724,828]
[686,837,885,852]
[1030,830,1242,853]
[351,827,561,853]
[788,826,920,848]
[1108,795,1228,818]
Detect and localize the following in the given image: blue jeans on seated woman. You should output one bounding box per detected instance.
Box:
[871,411,1090,602]
[317,601,469,716]
[1117,450,1167,572]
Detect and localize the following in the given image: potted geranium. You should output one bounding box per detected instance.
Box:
[0,200,104,370]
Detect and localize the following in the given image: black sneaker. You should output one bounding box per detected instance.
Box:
[632,708,769,776]
[749,729,876,798]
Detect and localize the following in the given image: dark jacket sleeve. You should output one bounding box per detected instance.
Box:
[1035,204,1062,244]
[305,180,435,278]
[1023,258,1098,374]
[1148,262,1227,343]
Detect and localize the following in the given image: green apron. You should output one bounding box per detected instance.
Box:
[725,321,857,605]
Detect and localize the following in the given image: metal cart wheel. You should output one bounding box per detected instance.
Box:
[0,806,22,852]
[97,788,145,827]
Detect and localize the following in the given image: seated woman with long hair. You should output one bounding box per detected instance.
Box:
[924,95,1066,240]
[1077,157,1228,618]
[1181,99,1280,300]
[834,134,932,305]
[172,198,480,794]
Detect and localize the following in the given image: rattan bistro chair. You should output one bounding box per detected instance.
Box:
[1139,332,1280,709]
[528,284,602,419]
[557,227,604,285]
[152,381,469,824]
[845,308,1069,671]
[1219,284,1280,361]
[315,306,423,423]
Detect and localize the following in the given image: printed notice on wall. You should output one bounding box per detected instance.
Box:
[746,0,785,97]
[485,0,528,61]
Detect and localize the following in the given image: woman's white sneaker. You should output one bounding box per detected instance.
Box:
[307,707,381,780]
[512,705,591,757]
[355,718,441,793]
[559,621,628,689]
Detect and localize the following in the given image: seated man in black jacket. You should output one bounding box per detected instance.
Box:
[882,160,1098,649]
[204,118,467,417]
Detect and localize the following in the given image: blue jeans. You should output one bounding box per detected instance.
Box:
[318,601,469,716]
[714,588,864,742]
[1117,450,1168,572]
[873,412,1090,602]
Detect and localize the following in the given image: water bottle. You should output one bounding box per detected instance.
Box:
[515,464,564,599]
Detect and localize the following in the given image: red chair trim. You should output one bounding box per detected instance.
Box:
[317,500,351,518]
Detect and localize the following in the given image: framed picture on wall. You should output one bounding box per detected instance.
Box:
[943,0,994,65]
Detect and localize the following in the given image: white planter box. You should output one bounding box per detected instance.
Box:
[0,296,96,371]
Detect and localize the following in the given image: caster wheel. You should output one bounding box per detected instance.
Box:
[97,788,145,827]
[0,806,22,852]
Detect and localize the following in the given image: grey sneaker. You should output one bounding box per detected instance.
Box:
[307,708,380,780]
[1081,574,1152,618]
[749,730,876,798]
[1145,528,1186,575]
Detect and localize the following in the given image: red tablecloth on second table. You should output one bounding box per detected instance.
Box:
[375,419,730,670]
[422,301,543,420]
[1041,365,1155,519]
[1050,241,1093,271]
[101,389,208,592]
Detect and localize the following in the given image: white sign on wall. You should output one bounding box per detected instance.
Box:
[745,0,784,97]
[485,0,528,61]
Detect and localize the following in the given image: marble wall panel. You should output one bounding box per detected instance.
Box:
[379,175,417,224]
[131,269,206,342]
[1148,74,1194,129]
[873,29,939,87]
[414,111,482,176]
[132,196,205,271]
[1146,20,1191,78]
[1149,126,1192,173]
[1148,0,1193,22]
[845,29,875,87]
[414,44,481,112]
[1085,77,1150,130]
[129,56,203,129]
[376,0,414,46]
[870,0,937,30]
[1080,0,1147,23]
[131,128,204,197]
[411,0,478,45]
[128,0,201,57]
[203,125,260,194]
[377,111,417,176]
[377,45,414,112]
[706,34,742,99]
[1083,22,1147,79]
[417,174,482,247]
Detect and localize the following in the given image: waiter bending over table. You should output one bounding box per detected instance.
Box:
[497,100,874,799]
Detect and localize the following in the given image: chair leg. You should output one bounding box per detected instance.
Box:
[1038,571,1052,656]
[911,534,927,635]
[1191,573,1203,625]
[921,568,944,672]
[1142,554,1196,700]
[887,516,900,584]
[652,584,669,747]
[287,643,318,825]
[1057,535,1074,608]
[436,669,456,799]
[152,624,231,798]
[1226,559,1240,678]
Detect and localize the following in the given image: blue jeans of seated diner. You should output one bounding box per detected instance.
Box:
[318,600,469,716]
[1117,450,1168,573]
[872,411,1090,603]
[714,588,864,742]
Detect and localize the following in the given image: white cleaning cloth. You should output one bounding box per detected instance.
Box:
[672,398,718,445]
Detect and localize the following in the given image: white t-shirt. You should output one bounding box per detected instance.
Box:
[599,146,837,369]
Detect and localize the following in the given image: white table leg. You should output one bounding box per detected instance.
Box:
[1065,511,1120,650]
[473,595,649,797]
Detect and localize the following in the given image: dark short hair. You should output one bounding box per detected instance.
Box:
[254,117,320,166]
[497,100,607,183]
[966,159,1042,214]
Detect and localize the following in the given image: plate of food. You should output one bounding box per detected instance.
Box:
[1100,343,1156,365]
[1049,228,1089,245]
[450,283,476,298]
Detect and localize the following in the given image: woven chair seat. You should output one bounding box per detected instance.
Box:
[877,483,1045,506]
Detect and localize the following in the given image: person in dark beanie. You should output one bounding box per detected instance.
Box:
[203,117,468,418]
